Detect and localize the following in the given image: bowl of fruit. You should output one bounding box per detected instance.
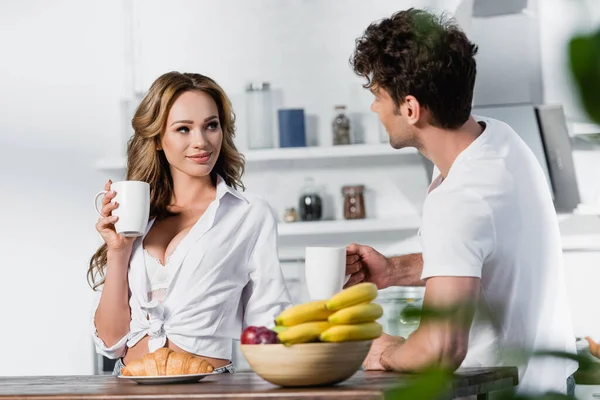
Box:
[240,283,383,387]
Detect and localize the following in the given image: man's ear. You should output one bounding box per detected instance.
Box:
[403,95,421,125]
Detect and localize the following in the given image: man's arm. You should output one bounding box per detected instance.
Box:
[376,186,492,371]
[388,253,424,287]
[380,275,479,371]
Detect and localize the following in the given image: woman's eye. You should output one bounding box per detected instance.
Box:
[207,121,220,131]
[177,126,190,134]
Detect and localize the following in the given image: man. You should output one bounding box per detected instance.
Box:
[346,8,576,395]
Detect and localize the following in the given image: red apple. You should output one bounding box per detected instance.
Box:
[241,326,280,344]
[255,328,280,344]
[241,326,259,344]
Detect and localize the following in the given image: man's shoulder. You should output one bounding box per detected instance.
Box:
[423,185,493,228]
[473,115,517,137]
[472,115,536,168]
[427,158,506,207]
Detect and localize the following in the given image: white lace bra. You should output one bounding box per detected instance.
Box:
[144,249,177,302]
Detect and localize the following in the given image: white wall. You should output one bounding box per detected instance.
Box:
[0,0,125,375]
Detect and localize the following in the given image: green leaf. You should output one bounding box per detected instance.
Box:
[569,29,600,124]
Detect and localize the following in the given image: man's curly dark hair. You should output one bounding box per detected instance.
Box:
[351,8,478,130]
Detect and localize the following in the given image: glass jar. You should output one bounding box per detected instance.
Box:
[283,207,298,223]
[377,287,425,338]
[245,82,274,149]
[298,177,323,221]
[332,105,351,145]
[342,185,366,220]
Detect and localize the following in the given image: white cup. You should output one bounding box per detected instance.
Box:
[304,247,351,300]
[94,180,150,237]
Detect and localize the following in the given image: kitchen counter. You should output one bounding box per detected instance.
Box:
[559,214,600,251]
[0,368,518,400]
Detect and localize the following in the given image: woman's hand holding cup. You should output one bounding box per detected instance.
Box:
[94,180,137,253]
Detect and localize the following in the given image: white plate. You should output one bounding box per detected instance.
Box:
[117,371,220,385]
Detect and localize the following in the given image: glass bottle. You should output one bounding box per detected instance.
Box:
[298,177,323,221]
[332,105,351,145]
[245,82,274,149]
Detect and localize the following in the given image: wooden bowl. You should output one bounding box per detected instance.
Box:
[240,340,372,387]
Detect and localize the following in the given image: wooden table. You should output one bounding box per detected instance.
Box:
[0,368,518,400]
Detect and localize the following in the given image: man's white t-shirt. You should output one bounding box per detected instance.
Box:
[419,116,577,394]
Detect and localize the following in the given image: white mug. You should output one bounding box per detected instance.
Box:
[94,180,150,237]
[304,247,351,300]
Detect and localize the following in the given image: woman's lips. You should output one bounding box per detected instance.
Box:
[187,153,212,164]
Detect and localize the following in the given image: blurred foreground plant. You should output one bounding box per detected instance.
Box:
[569,28,600,125]
[380,304,594,399]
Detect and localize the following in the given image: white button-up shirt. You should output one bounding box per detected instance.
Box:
[92,176,292,360]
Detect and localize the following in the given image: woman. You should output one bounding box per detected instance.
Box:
[88,71,291,375]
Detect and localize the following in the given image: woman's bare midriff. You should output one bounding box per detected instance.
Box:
[122,335,230,369]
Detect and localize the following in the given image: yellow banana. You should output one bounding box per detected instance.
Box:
[328,302,383,325]
[278,321,331,345]
[325,283,378,311]
[272,325,288,334]
[320,322,383,342]
[275,300,332,326]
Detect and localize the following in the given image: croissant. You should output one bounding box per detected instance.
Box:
[121,348,215,376]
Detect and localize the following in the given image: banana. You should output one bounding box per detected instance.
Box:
[272,325,288,334]
[275,300,333,326]
[278,321,331,345]
[325,282,378,311]
[320,322,383,342]
[328,302,383,325]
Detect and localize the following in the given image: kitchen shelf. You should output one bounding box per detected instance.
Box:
[277,214,600,250]
[95,144,417,170]
[561,234,600,251]
[244,144,417,163]
[559,214,600,251]
[277,216,421,237]
[570,122,600,136]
